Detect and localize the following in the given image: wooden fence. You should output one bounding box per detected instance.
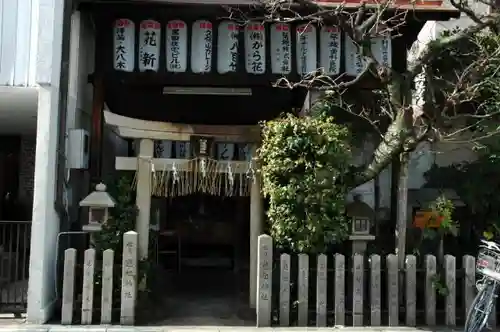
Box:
[60,231,138,325]
[256,234,484,328]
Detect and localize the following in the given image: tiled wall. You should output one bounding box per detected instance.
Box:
[18,135,36,214]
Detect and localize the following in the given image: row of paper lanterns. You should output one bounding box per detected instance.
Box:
[113,18,392,76]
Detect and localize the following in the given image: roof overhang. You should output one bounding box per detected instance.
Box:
[82,0,460,18]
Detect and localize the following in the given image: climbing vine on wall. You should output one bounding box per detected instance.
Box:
[258,109,352,253]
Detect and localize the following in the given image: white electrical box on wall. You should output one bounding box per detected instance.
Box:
[68,129,90,169]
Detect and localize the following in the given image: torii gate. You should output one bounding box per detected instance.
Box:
[103,109,263,308]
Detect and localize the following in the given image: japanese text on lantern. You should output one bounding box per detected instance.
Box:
[373,35,392,68]
[166,20,187,72]
[217,143,235,161]
[139,20,160,72]
[245,23,266,74]
[217,21,240,73]
[113,19,135,72]
[270,23,291,74]
[296,24,317,75]
[320,26,341,75]
[191,20,213,73]
[345,34,364,76]
[175,141,190,159]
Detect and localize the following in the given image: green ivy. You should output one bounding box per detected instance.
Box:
[258,110,352,253]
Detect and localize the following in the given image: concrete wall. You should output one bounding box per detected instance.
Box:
[0,0,41,86]
[27,0,71,323]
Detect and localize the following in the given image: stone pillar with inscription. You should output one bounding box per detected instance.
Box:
[121,231,138,325]
[249,144,263,308]
[256,234,272,327]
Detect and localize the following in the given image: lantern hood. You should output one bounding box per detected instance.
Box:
[79,183,117,208]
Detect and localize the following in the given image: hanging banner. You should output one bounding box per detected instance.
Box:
[344,34,364,76]
[238,144,252,161]
[113,19,135,72]
[217,143,235,160]
[175,141,191,159]
[296,24,317,75]
[245,22,266,75]
[138,20,161,72]
[191,20,213,73]
[320,26,341,75]
[270,23,292,74]
[166,20,188,72]
[155,141,172,158]
[217,21,240,74]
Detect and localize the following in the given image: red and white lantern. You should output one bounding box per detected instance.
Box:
[138,19,161,72]
[320,26,341,76]
[166,20,188,72]
[113,19,135,72]
[270,23,292,74]
[191,20,213,73]
[217,21,240,74]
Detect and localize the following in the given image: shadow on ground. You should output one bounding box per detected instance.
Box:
[137,266,255,326]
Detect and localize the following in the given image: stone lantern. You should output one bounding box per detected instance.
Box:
[79,183,116,232]
[346,194,375,254]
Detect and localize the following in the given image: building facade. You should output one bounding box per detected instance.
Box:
[25,0,462,324]
[0,0,59,315]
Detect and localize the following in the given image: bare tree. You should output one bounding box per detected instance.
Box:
[226,0,500,274]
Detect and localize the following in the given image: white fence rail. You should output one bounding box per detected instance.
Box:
[60,231,138,325]
[256,234,481,327]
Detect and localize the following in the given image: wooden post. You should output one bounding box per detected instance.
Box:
[81,249,96,325]
[406,255,417,326]
[136,139,154,259]
[101,249,114,324]
[61,248,76,325]
[387,254,399,326]
[297,254,309,326]
[425,255,437,326]
[279,253,291,327]
[316,254,327,327]
[249,145,263,308]
[352,254,363,326]
[370,254,381,326]
[463,255,476,322]
[334,254,345,326]
[445,255,456,327]
[90,76,104,181]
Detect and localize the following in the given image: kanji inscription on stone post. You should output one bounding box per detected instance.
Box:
[120,231,138,325]
[256,234,273,327]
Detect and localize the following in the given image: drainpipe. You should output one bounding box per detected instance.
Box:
[52,0,77,306]
[54,0,76,229]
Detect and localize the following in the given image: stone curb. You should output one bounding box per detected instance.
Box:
[0,326,470,332]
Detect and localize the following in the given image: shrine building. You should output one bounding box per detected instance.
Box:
[25,0,459,323]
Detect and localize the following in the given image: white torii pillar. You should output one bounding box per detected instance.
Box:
[249,145,263,308]
[136,138,154,259]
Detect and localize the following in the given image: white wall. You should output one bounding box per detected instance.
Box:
[0,0,44,87]
[26,0,66,323]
